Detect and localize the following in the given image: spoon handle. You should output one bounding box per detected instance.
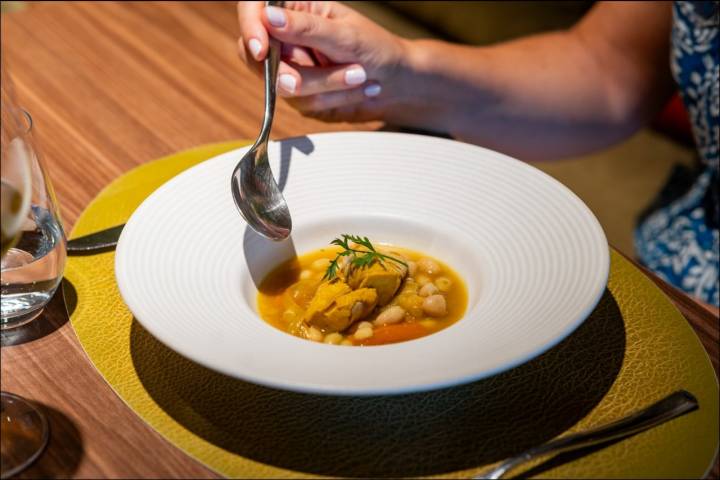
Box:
[477,390,698,479]
[258,0,284,145]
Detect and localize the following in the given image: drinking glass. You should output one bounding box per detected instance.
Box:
[1,61,54,478]
[1,86,66,329]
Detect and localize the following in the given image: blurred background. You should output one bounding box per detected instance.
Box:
[1,1,697,258]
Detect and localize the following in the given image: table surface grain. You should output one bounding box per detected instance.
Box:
[1,2,718,479]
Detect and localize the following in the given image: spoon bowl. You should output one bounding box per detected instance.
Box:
[231,140,291,240]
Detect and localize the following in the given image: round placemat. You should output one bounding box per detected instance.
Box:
[64,141,718,478]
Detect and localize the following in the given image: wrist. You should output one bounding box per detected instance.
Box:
[385,38,459,133]
[396,38,434,103]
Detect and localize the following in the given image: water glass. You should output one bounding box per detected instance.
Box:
[1,60,54,478]
[0,107,66,329]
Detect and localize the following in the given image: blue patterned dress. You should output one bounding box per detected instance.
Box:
[635,1,719,306]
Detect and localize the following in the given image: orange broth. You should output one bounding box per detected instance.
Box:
[257,245,468,346]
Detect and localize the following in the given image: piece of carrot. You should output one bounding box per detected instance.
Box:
[358,322,429,346]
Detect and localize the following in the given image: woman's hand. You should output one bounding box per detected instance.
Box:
[236,1,410,123]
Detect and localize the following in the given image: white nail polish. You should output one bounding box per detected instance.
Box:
[279,74,297,93]
[364,84,381,97]
[248,38,262,59]
[265,6,287,27]
[345,67,367,86]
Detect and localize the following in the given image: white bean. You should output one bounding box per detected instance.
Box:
[354,328,373,340]
[356,321,373,331]
[417,258,442,275]
[307,326,323,342]
[324,333,343,345]
[419,283,439,297]
[422,294,447,317]
[435,276,452,292]
[415,274,431,286]
[373,306,406,325]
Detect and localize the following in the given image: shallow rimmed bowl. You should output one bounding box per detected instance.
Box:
[115,132,608,395]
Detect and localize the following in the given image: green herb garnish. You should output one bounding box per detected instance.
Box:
[323,234,408,281]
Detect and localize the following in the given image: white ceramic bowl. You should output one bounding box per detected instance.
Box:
[115,132,608,395]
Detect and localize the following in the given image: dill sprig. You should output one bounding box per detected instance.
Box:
[323,234,408,281]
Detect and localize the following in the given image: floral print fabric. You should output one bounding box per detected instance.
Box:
[635,1,719,305]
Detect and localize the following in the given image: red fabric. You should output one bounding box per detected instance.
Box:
[652,93,695,146]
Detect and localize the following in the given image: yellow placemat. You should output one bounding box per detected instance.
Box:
[64,142,719,478]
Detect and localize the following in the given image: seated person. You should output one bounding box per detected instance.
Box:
[236,1,719,309]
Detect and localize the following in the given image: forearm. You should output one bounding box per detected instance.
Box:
[389,4,674,161]
[394,35,637,160]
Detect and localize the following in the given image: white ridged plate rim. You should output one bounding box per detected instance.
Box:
[115,132,609,396]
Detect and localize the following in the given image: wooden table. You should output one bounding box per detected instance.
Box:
[1,2,717,478]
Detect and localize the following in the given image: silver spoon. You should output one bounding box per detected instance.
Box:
[231,0,291,241]
[476,390,698,479]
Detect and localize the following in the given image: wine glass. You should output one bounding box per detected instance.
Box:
[1,97,66,328]
[0,61,50,478]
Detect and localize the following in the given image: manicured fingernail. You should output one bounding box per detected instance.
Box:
[278,74,296,93]
[364,84,381,97]
[265,6,287,27]
[248,38,262,59]
[344,66,367,86]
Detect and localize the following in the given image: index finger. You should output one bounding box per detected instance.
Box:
[238,1,269,61]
